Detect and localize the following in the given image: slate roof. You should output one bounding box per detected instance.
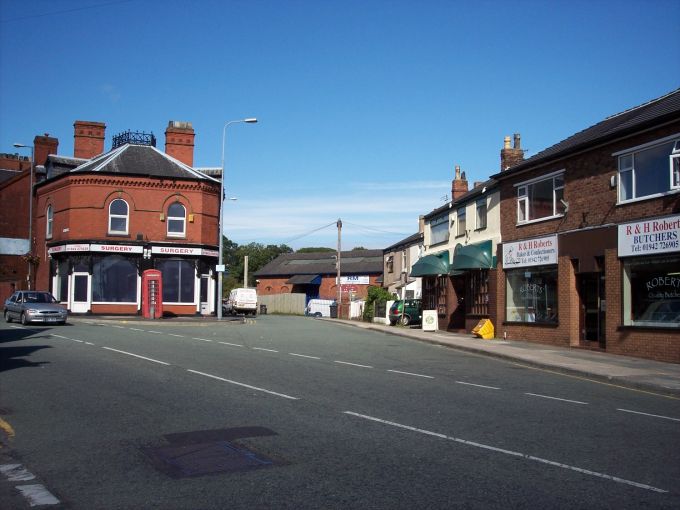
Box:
[254,249,384,277]
[45,154,87,179]
[0,169,21,184]
[424,178,498,220]
[70,144,219,182]
[494,88,680,178]
[383,232,423,252]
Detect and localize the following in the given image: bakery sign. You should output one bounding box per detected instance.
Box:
[502,235,558,269]
[618,215,680,257]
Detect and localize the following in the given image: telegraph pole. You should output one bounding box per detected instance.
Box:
[336,218,342,319]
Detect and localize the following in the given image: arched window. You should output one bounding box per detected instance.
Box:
[46,205,53,239]
[109,199,129,234]
[167,202,186,236]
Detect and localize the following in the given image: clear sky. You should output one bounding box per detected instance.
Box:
[1,0,679,250]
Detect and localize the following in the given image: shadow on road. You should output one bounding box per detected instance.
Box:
[0,327,52,372]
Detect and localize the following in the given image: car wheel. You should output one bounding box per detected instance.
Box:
[20,313,29,326]
[400,315,411,326]
[4,311,11,323]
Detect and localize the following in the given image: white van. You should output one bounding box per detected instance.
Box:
[223,288,258,315]
[305,299,335,318]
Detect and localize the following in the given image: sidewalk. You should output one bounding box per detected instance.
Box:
[329,319,680,398]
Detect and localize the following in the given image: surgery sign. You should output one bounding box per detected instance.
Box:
[618,215,680,257]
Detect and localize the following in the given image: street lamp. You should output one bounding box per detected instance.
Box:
[217,118,257,320]
[13,143,34,290]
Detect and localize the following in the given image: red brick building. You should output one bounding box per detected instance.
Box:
[2,120,222,316]
[493,89,680,363]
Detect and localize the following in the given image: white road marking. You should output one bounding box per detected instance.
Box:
[334,360,373,369]
[102,347,170,366]
[289,353,321,360]
[16,484,60,506]
[617,408,680,422]
[10,325,22,329]
[169,334,184,338]
[84,341,95,346]
[71,339,84,343]
[344,411,668,494]
[129,328,144,331]
[0,464,35,481]
[253,347,279,352]
[218,341,243,347]
[187,369,299,400]
[147,330,162,334]
[50,334,68,339]
[111,325,125,329]
[387,369,434,379]
[525,393,588,405]
[193,337,214,343]
[456,381,499,390]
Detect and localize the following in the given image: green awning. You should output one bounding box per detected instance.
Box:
[411,251,450,277]
[450,240,494,273]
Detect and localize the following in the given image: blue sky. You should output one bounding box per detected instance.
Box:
[1,0,679,250]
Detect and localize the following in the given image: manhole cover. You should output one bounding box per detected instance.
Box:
[142,441,275,478]
[141,427,283,478]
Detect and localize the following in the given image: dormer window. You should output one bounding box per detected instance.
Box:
[108,199,128,235]
[167,202,186,237]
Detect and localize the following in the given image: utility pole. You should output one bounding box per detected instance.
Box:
[244,255,249,288]
[336,218,342,319]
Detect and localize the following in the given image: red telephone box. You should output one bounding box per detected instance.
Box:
[142,269,163,319]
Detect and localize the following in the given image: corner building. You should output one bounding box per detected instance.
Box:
[33,121,221,316]
[493,90,680,363]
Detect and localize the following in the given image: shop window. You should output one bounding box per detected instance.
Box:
[92,255,138,303]
[516,172,565,224]
[456,207,466,237]
[618,137,680,202]
[57,260,69,302]
[622,255,680,327]
[506,266,558,323]
[476,199,487,230]
[167,202,186,237]
[430,214,449,245]
[46,205,53,239]
[109,199,129,235]
[156,259,195,303]
[468,270,489,316]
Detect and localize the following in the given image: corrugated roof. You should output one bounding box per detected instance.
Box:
[495,88,680,177]
[71,144,219,182]
[254,249,384,277]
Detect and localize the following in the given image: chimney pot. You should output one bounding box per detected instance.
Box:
[514,133,521,149]
[454,165,461,179]
[504,136,511,149]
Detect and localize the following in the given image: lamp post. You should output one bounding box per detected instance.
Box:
[13,143,34,290]
[217,118,257,320]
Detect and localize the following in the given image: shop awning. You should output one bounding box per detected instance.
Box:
[450,240,494,273]
[411,251,450,277]
[286,274,322,285]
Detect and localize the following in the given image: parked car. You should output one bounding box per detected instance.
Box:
[4,290,68,325]
[389,299,422,326]
[305,299,335,318]
[223,288,258,316]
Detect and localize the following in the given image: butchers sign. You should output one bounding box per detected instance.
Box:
[618,215,680,257]
[502,235,558,269]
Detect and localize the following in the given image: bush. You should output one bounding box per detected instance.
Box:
[363,286,393,322]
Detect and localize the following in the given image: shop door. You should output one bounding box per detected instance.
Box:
[199,275,210,315]
[71,272,90,313]
[448,276,466,331]
[579,273,605,349]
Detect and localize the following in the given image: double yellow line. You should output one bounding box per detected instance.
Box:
[0,417,15,445]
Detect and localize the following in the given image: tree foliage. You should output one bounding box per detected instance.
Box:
[362,285,393,322]
[221,237,292,294]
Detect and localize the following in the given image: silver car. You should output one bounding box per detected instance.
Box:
[4,291,68,325]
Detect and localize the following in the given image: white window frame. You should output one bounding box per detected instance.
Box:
[429,214,449,246]
[167,202,186,237]
[108,199,129,235]
[614,133,680,203]
[476,198,487,230]
[456,207,466,237]
[514,170,565,225]
[46,204,53,239]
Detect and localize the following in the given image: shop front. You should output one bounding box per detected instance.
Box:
[48,242,217,316]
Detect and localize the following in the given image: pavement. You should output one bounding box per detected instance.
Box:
[64,314,680,398]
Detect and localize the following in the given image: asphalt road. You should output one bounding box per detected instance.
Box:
[1,315,679,509]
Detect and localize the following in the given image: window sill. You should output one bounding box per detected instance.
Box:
[516,214,564,227]
[502,320,559,327]
[618,323,680,331]
[616,188,680,206]
[107,233,130,238]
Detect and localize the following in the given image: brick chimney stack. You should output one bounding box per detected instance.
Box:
[165,121,195,167]
[74,120,106,159]
[33,133,59,167]
[451,165,469,200]
[500,133,524,171]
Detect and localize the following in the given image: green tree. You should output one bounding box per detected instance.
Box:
[225,242,292,292]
